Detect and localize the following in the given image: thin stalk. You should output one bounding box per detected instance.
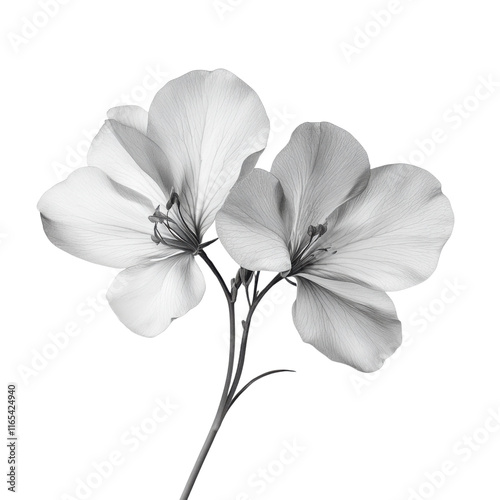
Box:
[179,251,235,500]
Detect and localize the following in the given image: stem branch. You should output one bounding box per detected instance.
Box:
[224,274,283,414]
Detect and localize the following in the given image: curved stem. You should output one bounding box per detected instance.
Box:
[226,369,295,412]
[197,250,231,302]
[179,251,235,500]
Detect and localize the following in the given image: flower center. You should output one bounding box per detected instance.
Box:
[288,222,336,276]
[148,190,201,254]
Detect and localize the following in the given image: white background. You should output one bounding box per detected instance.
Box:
[1,1,499,499]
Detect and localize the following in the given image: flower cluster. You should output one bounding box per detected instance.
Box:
[38,69,453,373]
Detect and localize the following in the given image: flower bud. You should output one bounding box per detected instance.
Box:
[230,278,238,302]
[234,270,242,288]
[239,268,254,287]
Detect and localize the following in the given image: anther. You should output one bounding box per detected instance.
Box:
[166,190,180,210]
[307,225,318,237]
[148,206,168,223]
[317,222,328,237]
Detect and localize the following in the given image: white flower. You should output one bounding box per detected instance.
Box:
[38,69,270,337]
[216,122,454,372]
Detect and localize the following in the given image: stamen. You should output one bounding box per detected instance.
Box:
[175,201,200,244]
[148,192,201,254]
[153,224,170,246]
[289,222,334,275]
[162,219,185,243]
[148,206,168,224]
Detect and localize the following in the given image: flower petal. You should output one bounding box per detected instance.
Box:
[107,253,205,337]
[271,122,370,250]
[216,169,291,272]
[238,149,265,181]
[108,105,148,135]
[148,69,270,235]
[88,118,173,205]
[307,164,454,291]
[107,105,148,134]
[294,274,401,372]
[38,167,170,268]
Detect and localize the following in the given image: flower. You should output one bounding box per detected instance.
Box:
[216,122,454,372]
[38,69,270,337]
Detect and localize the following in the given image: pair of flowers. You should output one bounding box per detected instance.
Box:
[38,69,453,373]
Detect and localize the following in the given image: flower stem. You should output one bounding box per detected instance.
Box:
[178,251,236,500]
[178,253,283,499]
